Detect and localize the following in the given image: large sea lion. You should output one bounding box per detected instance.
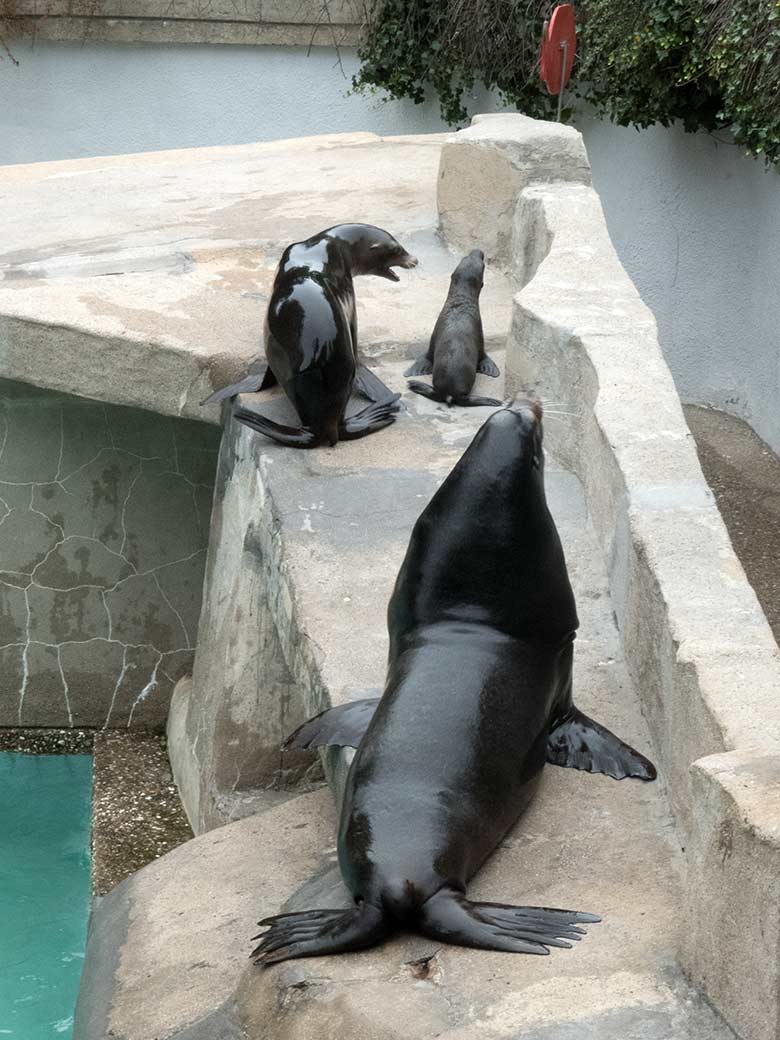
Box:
[405,249,501,407]
[203,224,418,448]
[251,399,656,965]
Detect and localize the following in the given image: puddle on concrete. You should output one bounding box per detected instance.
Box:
[0,753,92,1039]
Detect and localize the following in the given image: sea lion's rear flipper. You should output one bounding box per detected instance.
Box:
[340,399,401,440]
[547,708,657,781]
[353,364,399,404]
[404,354,434,377]
[201,359,276,406]
[251,903,389,965]
[452,395,503,408]
[477,354,500,377]
[419,888,599,955]
[234,407,318,449]
[407,380,443,402]
[282,697,381,751]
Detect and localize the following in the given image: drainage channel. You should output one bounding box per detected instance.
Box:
[686,404,780,645]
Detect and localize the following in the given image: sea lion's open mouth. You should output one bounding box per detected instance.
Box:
[383,254,419,281]
[372,252,418,281]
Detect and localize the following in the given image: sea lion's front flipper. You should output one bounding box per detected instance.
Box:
[407,380,443,402]
[282,697,381,751]
[453,395,503,408]
[251,903,388,965]
[477,354,500,377]
[404,354,434,377]
[353,364,399,404]
[234,407,318,449]
[419,888,599,955]
[547,708,657,781]
[340,399,400,440]
[201,358,276,406]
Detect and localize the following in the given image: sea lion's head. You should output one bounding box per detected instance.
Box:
[324,223,418,282]
[450,249,485,294]
[475,395,544,476]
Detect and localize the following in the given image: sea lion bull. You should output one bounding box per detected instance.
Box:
[203,224,418,448]
[252,399,656,965]
[405,248,501,407]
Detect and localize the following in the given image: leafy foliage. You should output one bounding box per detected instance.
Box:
[706,0,780,161]
[353,0,780,166]
[352,0,561,126]
[575,0,722,133]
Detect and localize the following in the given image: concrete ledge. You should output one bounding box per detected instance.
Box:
[684,749,780,1040]
[439,112,780,1040]
[437,113,590,266]
[0,132,446,423]
[502,180,780,819]
[7,0,363,47]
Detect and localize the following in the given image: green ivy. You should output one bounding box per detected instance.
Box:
[707,0,780,161]
[352,0,780,167]
[352,1,560,127]
[576,0,722,133]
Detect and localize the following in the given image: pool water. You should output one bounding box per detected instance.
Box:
[0,754,92,1039]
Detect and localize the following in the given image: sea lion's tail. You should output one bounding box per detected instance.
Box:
[417,888,600,955]
[251,904,389,965]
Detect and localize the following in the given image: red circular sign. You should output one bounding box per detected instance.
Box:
[540,4,577,95]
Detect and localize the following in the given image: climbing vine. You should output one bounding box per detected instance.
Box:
[353,0,780,166]
[352,0,561,126]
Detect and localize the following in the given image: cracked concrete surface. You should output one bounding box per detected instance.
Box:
[0,378,218,728]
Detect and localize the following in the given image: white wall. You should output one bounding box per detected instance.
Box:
[0,38,498,164]
[578,114,780,454]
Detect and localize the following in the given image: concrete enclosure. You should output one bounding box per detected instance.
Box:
[28,116,768,1040]
[4,35,777,463]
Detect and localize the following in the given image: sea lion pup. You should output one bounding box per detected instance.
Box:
[405,248,501,407]
[251,399,656,965]
[202,224,418,448]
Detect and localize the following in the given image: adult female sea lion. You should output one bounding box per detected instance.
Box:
[251,399,656,965]
[203,224,418,448]
[405,248,501,407]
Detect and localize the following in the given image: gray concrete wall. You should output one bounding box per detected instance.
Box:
[578,113,780,455]
[0,39,498,165]
[0,379,218,729]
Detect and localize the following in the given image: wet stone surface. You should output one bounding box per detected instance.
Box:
[92,730,193,896]
[0,378,219,730]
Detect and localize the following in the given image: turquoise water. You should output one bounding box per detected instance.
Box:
[0,754,92,1039]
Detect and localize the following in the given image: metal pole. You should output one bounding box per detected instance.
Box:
[557,39,568,121]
